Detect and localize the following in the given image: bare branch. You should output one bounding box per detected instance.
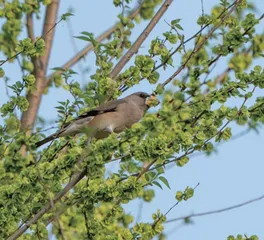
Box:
[166,193,264,223]
[109,0,173,79]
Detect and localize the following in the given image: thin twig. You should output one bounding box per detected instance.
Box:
[66,18,86,84]
[166,193,264,223]
[153,183,200,228]
[16,56,25,77]
[152,1,237,72]
[201,0,204,17]
[0,3,61,67]
[159,0,242,90]
[136,159,157,180]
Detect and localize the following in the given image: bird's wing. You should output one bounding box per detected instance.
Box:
[61,98,127,129]
[74,99,127,120]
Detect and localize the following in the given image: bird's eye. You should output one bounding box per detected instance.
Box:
[140,93,145,98]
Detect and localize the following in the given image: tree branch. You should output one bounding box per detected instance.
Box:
[26,12,35,41]
[7,1,247,237]
[7,167,86,240]
[153,183,200,227]
[46,5,141,86]
[20,0,60,135]
[109,0,173,79]
[14,84,253,237]
[7,2,171,232]
[152,1,237,73]
[41,0,60,71]
[159,0,242,90]
[166,193,264,223]
[120,1,239,94]
[54,214,67,240]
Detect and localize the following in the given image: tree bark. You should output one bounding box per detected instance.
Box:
[20,0,60,134]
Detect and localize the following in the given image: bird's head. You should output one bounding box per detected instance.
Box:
[130,92,159,109]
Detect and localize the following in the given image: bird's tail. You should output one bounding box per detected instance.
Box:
[35,133,59,148]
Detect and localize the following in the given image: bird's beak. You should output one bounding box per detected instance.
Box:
[146,95,159,107]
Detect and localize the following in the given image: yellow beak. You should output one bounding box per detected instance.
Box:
[146,95,159,107]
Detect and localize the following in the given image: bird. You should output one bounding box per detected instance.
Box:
[35,92,158,147]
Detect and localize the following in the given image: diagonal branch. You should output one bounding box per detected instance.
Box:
[7,167,86,240]
[46,5,141,86]
[153,183,200,228]
[159,0,242,90]
[166,193,264,223]
[109,0,173,79]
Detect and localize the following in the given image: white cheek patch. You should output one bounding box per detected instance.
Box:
[145,97,149,105]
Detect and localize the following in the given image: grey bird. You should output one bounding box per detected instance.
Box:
[35,92,158,147]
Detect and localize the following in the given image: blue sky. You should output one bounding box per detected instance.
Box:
[1,0,264,239]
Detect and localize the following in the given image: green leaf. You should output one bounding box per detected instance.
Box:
[81,31,94,37]
[254,65,262,74]
[152,181,163,190]
[176,156,189,167]
[74,36,91,42]
[159,176,170,189]
[155,83,164,95]
[171,19,181,25]
[222,127,232,141]
[0,68,5,78]
[61,12,74,21]
[51,67,66,72]
[184,187,194,200]
[175,191,183,201]
[175,24,183,30]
